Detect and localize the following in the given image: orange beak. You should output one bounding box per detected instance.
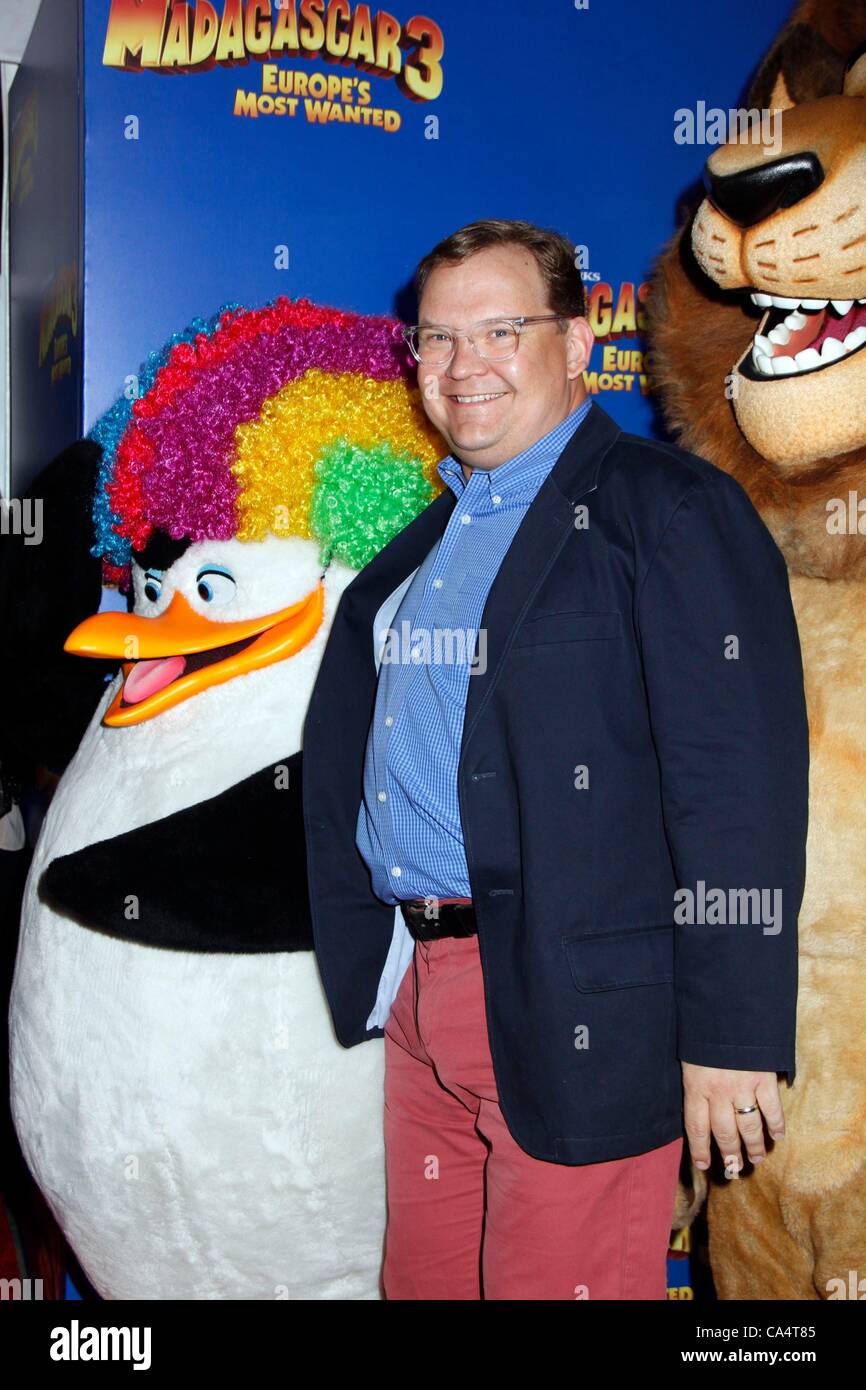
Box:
[65,584,325,726]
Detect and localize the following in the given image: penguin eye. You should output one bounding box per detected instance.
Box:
[143,570,163,603]
[196,565,236,607]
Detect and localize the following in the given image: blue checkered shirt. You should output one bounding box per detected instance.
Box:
[355,397,594,905]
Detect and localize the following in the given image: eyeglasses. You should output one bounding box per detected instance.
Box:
[402,315,567,366]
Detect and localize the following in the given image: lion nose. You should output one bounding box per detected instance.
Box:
[704,152,825,227]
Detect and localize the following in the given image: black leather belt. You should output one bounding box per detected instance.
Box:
[399,898,477,941]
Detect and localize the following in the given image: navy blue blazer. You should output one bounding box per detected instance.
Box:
[302,403,809,1165]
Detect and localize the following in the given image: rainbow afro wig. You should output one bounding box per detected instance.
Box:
[89,295,446,583]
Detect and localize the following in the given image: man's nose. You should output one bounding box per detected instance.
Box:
[704,152,824,228]
[448,334,486,375]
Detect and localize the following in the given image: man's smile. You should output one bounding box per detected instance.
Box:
[446,391,510,406]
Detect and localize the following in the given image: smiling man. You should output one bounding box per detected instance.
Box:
[302,218,810,1300]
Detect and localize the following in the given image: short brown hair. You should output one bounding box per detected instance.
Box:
[414,218,587,322]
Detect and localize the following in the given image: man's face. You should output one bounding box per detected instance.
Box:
[416,244,595,472]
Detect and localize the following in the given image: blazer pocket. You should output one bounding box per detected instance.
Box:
[512,610,622,647]
[562,924,674,991]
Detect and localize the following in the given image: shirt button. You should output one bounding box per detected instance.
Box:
[391,866,402,877]
[432,578,443,589]
[461,513,471,525]
[384,715,393,727]
[377,791,387,802]
[492,495,502,505]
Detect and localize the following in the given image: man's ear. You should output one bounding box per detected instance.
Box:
[565,316,595,379]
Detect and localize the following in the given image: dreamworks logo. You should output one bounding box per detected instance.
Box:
[674,880,783,935]
[377,621,488,674]
[674,102,782,154]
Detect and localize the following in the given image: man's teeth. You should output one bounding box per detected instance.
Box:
[453,392,506,402]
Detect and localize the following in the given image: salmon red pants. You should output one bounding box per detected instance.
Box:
[382,932,683,1300]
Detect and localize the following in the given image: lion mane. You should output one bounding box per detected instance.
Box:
[648,0,866,581]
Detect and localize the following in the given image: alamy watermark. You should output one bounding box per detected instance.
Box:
[49,1320,151,1370]
[1,497,43,545]
[827,1270,866,1299]
[826,491,866,534]
[1,1277,43,1299]
[674,103,782,155]
[378,621,488,674]
[674,880,783,936]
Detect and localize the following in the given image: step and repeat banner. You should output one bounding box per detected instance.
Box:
[9,0,799,1301]
[11,0,795,489]
[78,0,792,436]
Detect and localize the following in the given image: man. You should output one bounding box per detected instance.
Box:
[302,219,809,1300]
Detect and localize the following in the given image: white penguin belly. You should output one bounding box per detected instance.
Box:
[10,627,387,1300]
[11,899,385,1299]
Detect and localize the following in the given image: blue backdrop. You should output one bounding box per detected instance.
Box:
[78,0,793,434]
[11,0,797,492]
[9,0,802,1304]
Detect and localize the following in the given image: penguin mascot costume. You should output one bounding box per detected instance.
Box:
[8,295,445,1299]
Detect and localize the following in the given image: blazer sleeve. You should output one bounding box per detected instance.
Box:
[636,471,809,1081]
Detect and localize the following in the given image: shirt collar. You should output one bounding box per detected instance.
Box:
[437,398,593,501]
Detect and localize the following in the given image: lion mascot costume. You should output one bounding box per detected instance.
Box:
[649,0,866,1299]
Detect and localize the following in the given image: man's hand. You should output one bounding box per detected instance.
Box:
[682,1062,786,1175]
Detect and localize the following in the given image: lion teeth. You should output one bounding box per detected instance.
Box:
[820,338,847,363]
[752,331,866,375]
[749,292,833,311]
[750,294,866,375]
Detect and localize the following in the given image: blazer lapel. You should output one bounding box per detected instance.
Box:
[461,403,622,749]
[334,403,622,727]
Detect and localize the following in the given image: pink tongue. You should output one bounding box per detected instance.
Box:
[123,655,187,705]
[813,302,865,350]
